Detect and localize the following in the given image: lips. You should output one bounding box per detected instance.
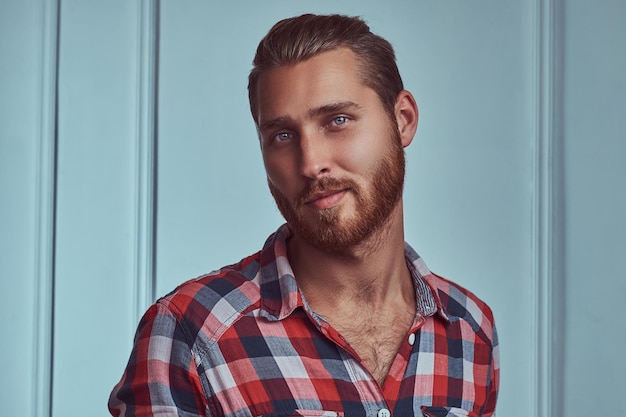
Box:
[305,189,348,210]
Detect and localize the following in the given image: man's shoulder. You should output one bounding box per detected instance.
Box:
[425,273,497,343]
[157,252,264,327]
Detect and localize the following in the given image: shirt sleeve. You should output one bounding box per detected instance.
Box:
[108,302,209,416]
[482,322,500,417]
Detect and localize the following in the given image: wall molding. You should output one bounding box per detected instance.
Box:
[33,1,59,416]
[532,0,564,416]
[133,0,159,322]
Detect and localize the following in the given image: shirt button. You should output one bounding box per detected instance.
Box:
[377,408,391,417]
[408,333,416,346]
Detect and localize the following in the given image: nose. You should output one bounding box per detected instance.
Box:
[299,131,331,180]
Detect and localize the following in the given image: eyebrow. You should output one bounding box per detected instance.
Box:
[307,101,362,118]
[259,101,362,132]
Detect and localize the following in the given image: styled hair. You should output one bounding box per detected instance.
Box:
[248,14,404,125]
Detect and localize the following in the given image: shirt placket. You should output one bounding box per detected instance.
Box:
[380,314,428,413]
[299,303,394,417]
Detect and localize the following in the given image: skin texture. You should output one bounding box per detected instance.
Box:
[255,47,420,384]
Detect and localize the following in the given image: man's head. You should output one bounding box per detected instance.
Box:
[249,14,418,252]
[248,14,404,126]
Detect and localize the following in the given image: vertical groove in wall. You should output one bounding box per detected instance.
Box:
[134,0,159,322]
[532,0,564,416]
[33,0,59,416]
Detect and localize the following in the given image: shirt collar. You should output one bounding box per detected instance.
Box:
[259,224,300,320]
[404,243,450,322]
[259,224,449,322]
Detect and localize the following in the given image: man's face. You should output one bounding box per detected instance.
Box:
[255,48,406,252]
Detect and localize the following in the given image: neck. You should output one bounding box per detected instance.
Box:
[287,204,414,311]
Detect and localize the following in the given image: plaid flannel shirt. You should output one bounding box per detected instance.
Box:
[109,224,499,417]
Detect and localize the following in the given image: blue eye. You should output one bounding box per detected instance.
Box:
[274,132,294,142]
[333,116,348,126]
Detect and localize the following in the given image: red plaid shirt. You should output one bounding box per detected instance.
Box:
[109,224,499,417]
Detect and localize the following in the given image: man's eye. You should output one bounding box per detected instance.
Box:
[332,116,348,126]
[274,132,294,142]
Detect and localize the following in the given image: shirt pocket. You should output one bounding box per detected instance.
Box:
[258,411,343,417]
[421,406,479,417]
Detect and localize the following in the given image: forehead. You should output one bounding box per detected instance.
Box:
[255,48,375,123]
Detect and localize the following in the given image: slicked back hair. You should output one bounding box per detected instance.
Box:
[248,14,404,125]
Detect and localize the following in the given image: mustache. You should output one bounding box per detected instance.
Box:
[296,177,358,206]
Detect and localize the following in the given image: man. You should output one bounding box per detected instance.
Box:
[109,13,499,417]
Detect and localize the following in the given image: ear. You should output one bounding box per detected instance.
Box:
[394,90,418,148]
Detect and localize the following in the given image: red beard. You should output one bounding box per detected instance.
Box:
[268,129,405,253]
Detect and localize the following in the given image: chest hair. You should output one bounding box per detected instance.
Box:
[328,307,415,386]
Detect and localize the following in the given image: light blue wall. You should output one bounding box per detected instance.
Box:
[1,1,624,416]
[1,2,43,415]
[52,1,141,413]
[562,1,626,415]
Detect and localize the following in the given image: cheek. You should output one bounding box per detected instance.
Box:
[339,143,383,176]
[339,122,395,173]
[262,151,281,177]
[263,153,296,192]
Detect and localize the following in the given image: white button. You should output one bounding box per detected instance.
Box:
[408,333,416,346]
[377,408,391,417]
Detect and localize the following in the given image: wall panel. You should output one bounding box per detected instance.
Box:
[0,1,57,416]
[52,0,146,414]
[156,2,536,417]
[133,0,158,325]
[532,0,565,415]
[562,1,626,415]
